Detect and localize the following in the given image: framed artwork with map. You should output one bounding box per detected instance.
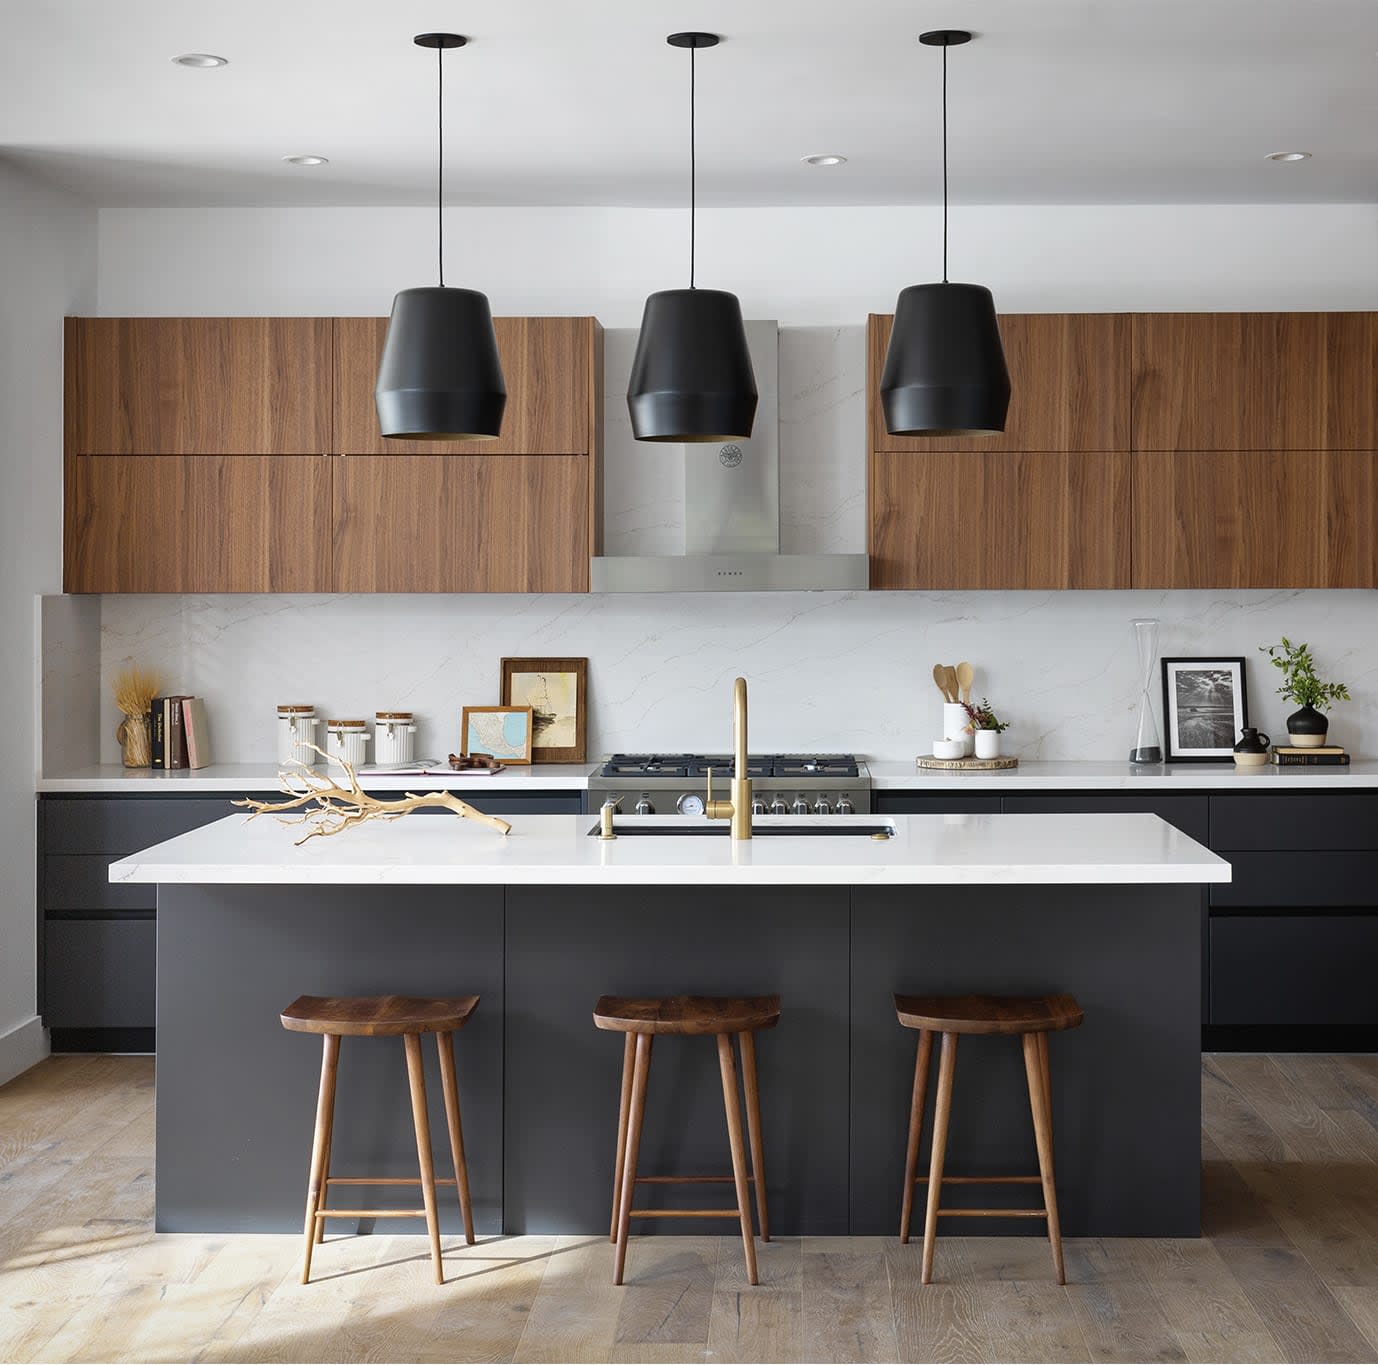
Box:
[461,706,534,765]
[500,657,588,763]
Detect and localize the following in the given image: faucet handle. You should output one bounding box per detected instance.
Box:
[704,765,734,821]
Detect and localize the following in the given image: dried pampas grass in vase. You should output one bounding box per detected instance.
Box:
[113,665,160,768]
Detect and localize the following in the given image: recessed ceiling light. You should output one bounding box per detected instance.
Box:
[171,52,228,68]
[283,155,329,166]
[1265,150,1311,162]
[802,153,847,167]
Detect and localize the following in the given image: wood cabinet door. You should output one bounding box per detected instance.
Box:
[334,317,595,455]
[66,318,332,455]
[64,455,333,592]
[868,313,1129,452]
[332,455,590,592]
[1132,450,1378,588]
[868,450,1131,589]
[1132,313,1378,451]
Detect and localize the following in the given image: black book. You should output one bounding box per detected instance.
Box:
[1270,751,1351,766]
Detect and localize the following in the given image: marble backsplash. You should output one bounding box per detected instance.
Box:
[90,589,1378,766]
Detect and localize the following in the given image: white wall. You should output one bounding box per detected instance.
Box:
[0,160,96,1082]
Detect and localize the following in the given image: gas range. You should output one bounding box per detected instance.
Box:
[588,753,872,817]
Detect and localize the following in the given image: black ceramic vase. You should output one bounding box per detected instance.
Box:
[1286,704,1329,748]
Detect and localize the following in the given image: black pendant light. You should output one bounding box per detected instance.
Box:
[375,33,506,441]
[627,32,757,443]
[880,29,1009,438]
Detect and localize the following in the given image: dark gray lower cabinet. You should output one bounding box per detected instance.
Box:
[38,789,584,1050]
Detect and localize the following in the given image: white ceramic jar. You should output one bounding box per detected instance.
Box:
[277,705,321,769]
[974,729,1002,760]
[326,719,370,771]
[942,702,975,756]
[374,711,417,767]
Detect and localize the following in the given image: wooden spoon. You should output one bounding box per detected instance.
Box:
[941,665,960,706]
[932,664,951,702]
[956,661,974,706]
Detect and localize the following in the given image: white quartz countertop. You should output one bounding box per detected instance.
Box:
[37,762,593,793]
[110,811,1230,888]
[41,758,1378,794]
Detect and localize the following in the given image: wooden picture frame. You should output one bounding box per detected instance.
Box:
[461,705,534,766]
[1161,657,1248,762]
[500,657,588,763]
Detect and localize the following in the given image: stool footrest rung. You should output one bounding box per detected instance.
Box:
[634,1174,755,1185]
[915,1174,1041,1185]
[324,1176,457,1187]
[314,1208,428,1219]
[937,1208,1049,1218]
[627,1208,744,1219]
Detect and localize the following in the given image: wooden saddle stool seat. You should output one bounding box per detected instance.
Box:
[281,993,480,1286]
[594,993,780,1287]
[894,992,1084,1285]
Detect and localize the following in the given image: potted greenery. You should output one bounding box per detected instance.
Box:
[962,698,1011,759]
[1261,638,1350,748]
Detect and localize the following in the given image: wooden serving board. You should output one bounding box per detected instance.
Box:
[914,754,1019,771]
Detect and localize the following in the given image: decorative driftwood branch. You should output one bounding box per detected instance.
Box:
[233,743,512,844]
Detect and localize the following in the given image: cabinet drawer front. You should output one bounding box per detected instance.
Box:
[44,797,244,855]
[43,919,156,1029]
[1001,794,1209,843]
[1209,852,1378,908]
[875,794,1001,816]
[1211,793,1378,852]
[1211,914,1378,1027]
[45,855,156,913]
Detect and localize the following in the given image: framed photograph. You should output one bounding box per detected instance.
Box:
[1161,657,1248,762]
[500,657,588,763]
[461,705,534,766]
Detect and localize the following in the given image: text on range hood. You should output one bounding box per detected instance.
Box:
[591,320,868,592]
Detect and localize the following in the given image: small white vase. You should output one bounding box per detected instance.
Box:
[942,703,975,756]
[974,730,1001,760]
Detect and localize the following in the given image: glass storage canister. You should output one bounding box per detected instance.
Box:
[277,705,321,769]
[326,719,370,770]
[374,711,416,767]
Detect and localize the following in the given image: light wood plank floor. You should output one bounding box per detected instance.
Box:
[2,1053,1378,1363]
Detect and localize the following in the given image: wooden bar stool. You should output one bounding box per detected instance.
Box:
[280,993,479,1285]
[594,993,779,1287]
[894,992,1084,1285]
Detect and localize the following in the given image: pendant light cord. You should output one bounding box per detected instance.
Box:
[941,39,949,283]
[689,44,697,290]
[437,43,445,288]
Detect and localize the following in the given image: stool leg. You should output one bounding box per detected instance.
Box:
[300,1033,340,1284]
[899,1028,933,1244]
[1024,1032,1065,1285]
[403,1032,445,1285]
[613,1032,652,1286]
[737,1030,770,1243]
[717,1032,760,1287]
[920,1031,957,1286]
[609,1032,636,1243]
[436,1030,475,1246]
[1038,1031,1053,1144]
[315,1127,332,1245]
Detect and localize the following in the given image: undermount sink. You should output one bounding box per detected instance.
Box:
[587,820,896,839]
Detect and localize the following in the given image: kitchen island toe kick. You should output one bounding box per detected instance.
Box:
[113,813,1228,1239]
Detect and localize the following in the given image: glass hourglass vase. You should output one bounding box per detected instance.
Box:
[1129,617,1163,765]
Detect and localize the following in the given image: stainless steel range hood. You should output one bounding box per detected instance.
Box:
[591,321,869,593]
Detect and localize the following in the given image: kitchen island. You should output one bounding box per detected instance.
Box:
[112,811,1228,1239]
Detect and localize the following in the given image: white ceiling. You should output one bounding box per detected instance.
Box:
[2,0,1376,208]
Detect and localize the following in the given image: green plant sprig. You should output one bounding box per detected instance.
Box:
[961,698,1010,734]
[1261,637,1350,713]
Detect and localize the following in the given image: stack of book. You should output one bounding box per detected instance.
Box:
[1270,744,1350,766]
[150,695,213,770]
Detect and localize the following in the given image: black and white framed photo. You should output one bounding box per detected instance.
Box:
[1161,657,1248,762]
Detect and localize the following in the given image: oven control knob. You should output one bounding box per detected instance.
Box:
[792,794,810,816]
[751,797,767,815]
[769,797,789,815]
[635,793,655,816]
[836,795,856,815]
[676,792,705,816]
[814,795,832,815]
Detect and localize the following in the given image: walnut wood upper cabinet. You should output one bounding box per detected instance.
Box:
[332,455,590,593]
[1132,313,1378,451]
[64,455,332,593]
[867,313,1129,452]
[1132,450,1378,588]
[869,450,1131,589]
[65,318,333,455]
[333,316,600,455]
